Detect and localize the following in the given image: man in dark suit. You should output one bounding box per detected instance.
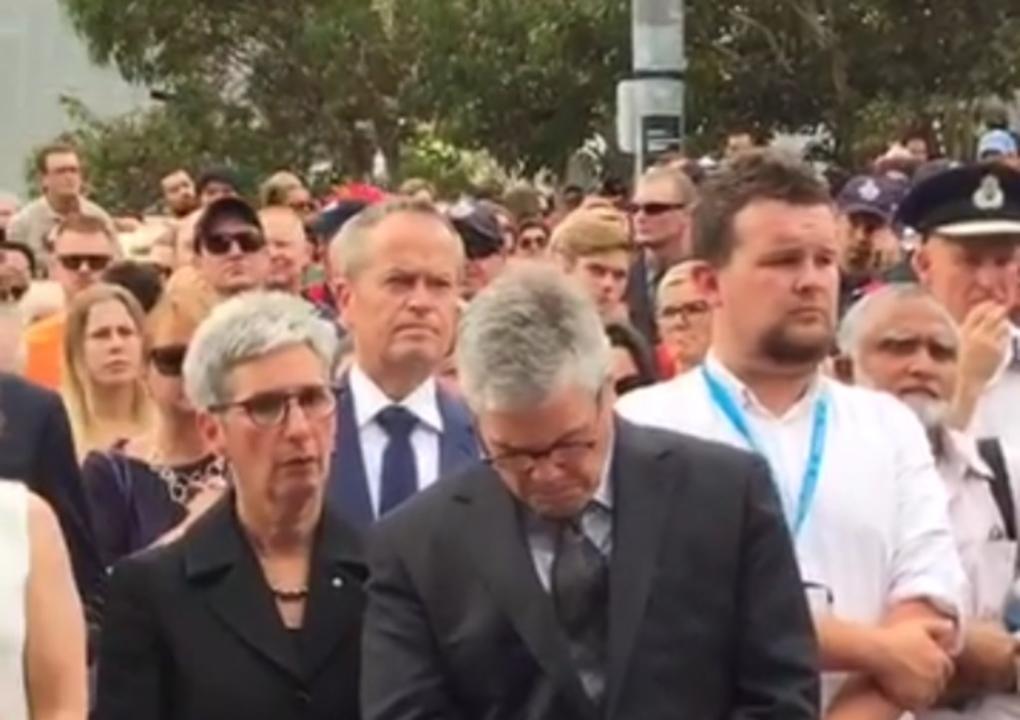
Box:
[326,198,479,529]
[361,265,819,720]
[0,372,103,605]
[624,166,697,346]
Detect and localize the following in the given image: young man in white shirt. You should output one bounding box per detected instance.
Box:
[617,149,966,719]
[838,283,1020,719]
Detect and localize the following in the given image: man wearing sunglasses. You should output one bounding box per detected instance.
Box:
[22,215,118,389]
[625,165,698,346]
[193,197,270,301]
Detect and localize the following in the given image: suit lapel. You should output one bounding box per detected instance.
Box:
[184,498,302,681]
[456,469,598,720]
[327,382,374,529]
[436,388,479,475]
[605,422,676,717]
[300,508,367,678]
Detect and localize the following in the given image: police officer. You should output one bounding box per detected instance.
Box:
[898,164,1020,447]
[839,283,1020,718]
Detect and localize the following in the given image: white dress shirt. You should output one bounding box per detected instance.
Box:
[922,432,1020,720]
[349,364,443,516]
[617,354,966,710]
[971,327,1020,450]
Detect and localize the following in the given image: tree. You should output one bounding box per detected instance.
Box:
[55,0,1020,209]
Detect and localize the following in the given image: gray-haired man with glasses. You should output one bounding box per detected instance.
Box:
[361,264,819,720]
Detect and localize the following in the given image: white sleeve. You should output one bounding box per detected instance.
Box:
[885,398,967,618]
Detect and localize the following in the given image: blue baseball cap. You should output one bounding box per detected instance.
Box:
[836,175,902,223]
[977,130,1018,160]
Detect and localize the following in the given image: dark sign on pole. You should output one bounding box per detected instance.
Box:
[640,115,682,169]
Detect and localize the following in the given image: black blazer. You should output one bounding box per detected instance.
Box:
[361,420,819,720]
[96,495,367,720]
[624,254,659,347]
[0,373,104,603]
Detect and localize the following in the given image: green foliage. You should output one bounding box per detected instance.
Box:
[53,0,1020,208]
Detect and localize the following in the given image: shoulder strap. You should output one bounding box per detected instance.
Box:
[977,437,1016,541]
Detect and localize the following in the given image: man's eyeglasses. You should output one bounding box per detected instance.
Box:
[211,384,336,428]
[150,345,187,377]
[0,285,28,303]
[659,300,711,324]
[56,254,112,272]
[482,388,604,475]
[202,229,266,256]
[627,202,686,217]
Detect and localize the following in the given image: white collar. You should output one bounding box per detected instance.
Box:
[703,351,826,423]
[940,429,994,483]
[348,363,443,433]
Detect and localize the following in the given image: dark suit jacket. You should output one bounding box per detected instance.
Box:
[361,420,819,720]
[0,373,104,603]
[327,378,479,529]
[624,253,658,346]
[96,495,367,720]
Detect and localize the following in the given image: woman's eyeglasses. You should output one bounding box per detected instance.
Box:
[211,384,336,428]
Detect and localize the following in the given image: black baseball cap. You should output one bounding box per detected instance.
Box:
[193,197,263,252]
[447,200,503,260]
[895,163,1020,239]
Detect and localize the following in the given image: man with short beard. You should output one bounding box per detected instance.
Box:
[838,283,1020,719]
[618,150,966,719]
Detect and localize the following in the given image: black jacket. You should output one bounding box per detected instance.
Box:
[96,496,367,720]
[0,373,104,603]
[361,420,820,720]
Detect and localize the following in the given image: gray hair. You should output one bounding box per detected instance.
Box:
[837,283,959,361]
[328,197,463,280]
[456,263,611,412]
[183,291,339,410]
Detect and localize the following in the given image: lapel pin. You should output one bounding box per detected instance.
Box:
[332,576,344,589]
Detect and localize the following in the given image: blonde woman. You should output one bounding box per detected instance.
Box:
[82,287,225,568]
[61,283,152,459]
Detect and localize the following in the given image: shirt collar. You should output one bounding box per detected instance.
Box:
[703,351,825,423]
[348,363,443,433]
[593,430,614,511]
[940,429,994,483]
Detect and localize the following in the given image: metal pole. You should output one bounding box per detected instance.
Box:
[630,0,686,176]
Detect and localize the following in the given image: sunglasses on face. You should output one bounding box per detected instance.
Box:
[202,229,266,255]
[517,234,549,252]
[628,202,686,217]
[0,285,27,303]
[150,345,187,376]
[56,254,112,272]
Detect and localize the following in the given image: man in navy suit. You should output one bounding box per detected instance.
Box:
[326,198,478,529]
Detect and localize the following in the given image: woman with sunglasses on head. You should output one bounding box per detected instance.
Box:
[61,283,152,460]
[81,286,220,569]
[97,291,365,720]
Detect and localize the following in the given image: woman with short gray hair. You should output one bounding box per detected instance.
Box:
[97,291,366,720]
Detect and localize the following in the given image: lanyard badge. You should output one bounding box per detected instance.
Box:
[701,366,829,537]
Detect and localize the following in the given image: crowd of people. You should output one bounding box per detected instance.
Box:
[0,121,1019,719]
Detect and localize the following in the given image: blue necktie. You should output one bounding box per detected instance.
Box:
[377,406,419,516]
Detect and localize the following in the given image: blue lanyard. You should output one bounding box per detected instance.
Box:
[700,366,829,537]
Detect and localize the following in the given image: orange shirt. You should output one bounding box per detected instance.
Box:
[24,313,66,390]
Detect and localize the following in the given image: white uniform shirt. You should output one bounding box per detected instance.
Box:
[971,329,1020,450]
[922,432,1020,720]
[617,354,966,710]
[349,364,443,516]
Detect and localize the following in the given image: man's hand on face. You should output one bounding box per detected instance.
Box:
[958,301,1011,389]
